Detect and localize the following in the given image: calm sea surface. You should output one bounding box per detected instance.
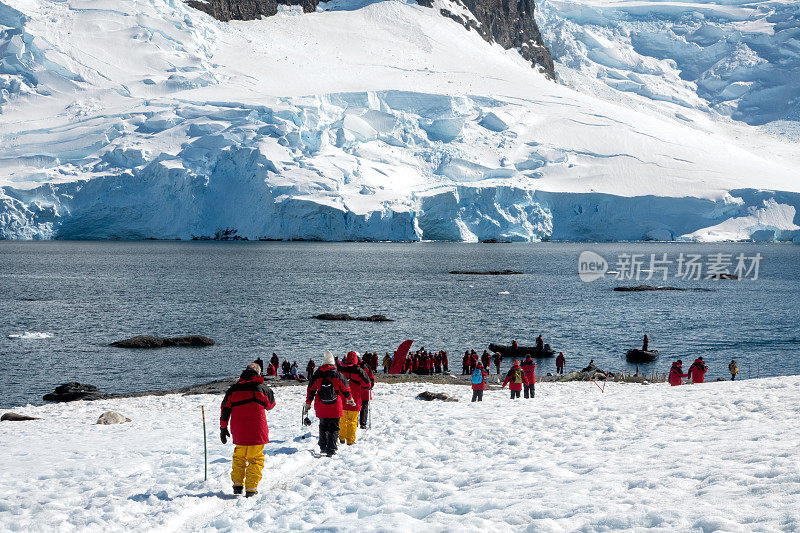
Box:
[1,241,798,408]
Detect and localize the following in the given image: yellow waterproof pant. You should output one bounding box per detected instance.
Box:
[340,410,359,445]
[231,445,265,491]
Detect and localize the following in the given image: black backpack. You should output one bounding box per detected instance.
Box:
[317,371,338,405]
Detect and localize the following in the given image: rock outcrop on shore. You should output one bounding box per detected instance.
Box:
[614,285,713,292]
[43,383,107,402]
[110,335,215,348]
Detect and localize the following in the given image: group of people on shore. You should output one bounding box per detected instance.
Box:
[384,349,449,374]
[470,355,540,401]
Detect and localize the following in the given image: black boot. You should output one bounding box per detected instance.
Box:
[233,485,243,495]
[245,490,258,498]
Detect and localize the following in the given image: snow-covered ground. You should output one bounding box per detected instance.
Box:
[2,378,799,531]
[0,0,799,241]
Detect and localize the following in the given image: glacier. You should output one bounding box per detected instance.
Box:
[0,0,799,241]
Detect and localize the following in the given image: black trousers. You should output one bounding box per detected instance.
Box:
[511,389,520,399]
[556,366,563,375]
[359,400,369,428]
[318,417,340,455]
[524,384,535,399]
[471,390,483,402]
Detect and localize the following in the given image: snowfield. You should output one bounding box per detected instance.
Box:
[1,378,799,531]
[0,0,799,241]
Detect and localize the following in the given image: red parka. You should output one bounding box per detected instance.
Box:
[521,357,536,384]
[220,375,276,446]
[556,353,565,367]
[503,362,525,391]
[359,360,376,402]
[306,364,352,418]
[668,363,688,386]
[688,359,707,383]
[339,353,370,411]
[471,366,488,390]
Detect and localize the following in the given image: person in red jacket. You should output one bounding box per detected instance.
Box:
[471,362,488,402]
[470,351,479,374]
[220,363,276,497]
[503,360,525,399]
[688,357,708,384]
[462,352,470,375]
[521,356,536,399]
[493,352,502,375]
[304,351,354,456]
[481,350,491,372]
[442,351,449,373]
[266,363,277,376]
[668,360,689,386]
[358,355,376,429]
[556,352,565,375]
[338,351,370,445]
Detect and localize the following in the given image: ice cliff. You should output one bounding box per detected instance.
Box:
[0,0,798,241]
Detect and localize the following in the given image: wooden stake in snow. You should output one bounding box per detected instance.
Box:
[201,406,208,482]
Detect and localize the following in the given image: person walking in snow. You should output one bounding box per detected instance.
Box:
[219,362,276,497]
[358,355,376,429]
[729,360,738,381]
[338,351,370,445]
[555,352,565,375]
[688,357,708,384]
[503,360,525,399]
[668,360,688,386]
[521,355,536,399]
[471,362,488,402]
[304,351,355,456]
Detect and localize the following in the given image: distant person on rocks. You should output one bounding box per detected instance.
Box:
[536,335,544,351]
[219,362,276,497]
[434,352,442,374]
[471,363,488,402]
[642,334,649,351]
[503,360,525,399]
[270,353,279,372]
[688,357,708,384]
[582,360,597,373]
[359,355,376,429]
[304,351,354,457]
[254,357,264,376]
[383,353,392,374]
[281,360,291,377]
[668,360,689,386]
[729,360,738,381]
[266,363,277,376]
[338,351,370,445]
[462,352,470,375]
[511,339,519,350]
[470,351,479,374]
[442,351,449,373]
[521,355,536,399]
[306,359,315,379]
[493,352,502,375]
[481,351,491,371]
[556,352,565,375]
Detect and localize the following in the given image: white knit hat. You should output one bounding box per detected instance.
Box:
[323,350,335,366]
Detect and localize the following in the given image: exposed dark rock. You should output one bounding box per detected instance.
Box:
[110,335,216,348]
[614,285,714,292]
[432,0,555,79]
[416,391,459,402]
[479,239,511,243]
[313,313,392,322]
[709,273,739,280]
[185,0,555,79]
[1,412,42,421]
[43,382,107,402]
[449,269,522,275]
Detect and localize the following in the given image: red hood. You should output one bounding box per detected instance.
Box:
[238,375,264,385]
[319,364,336,371]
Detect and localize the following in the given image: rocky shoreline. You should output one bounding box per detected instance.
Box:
[38,369,666,404]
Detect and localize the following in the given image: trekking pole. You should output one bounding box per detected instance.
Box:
[201,406,208,482]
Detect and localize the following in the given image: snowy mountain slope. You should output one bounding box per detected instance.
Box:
[537,0,800,126]
[0,0,799,241]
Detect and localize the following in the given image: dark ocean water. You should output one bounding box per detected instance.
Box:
[1,241,798,408]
